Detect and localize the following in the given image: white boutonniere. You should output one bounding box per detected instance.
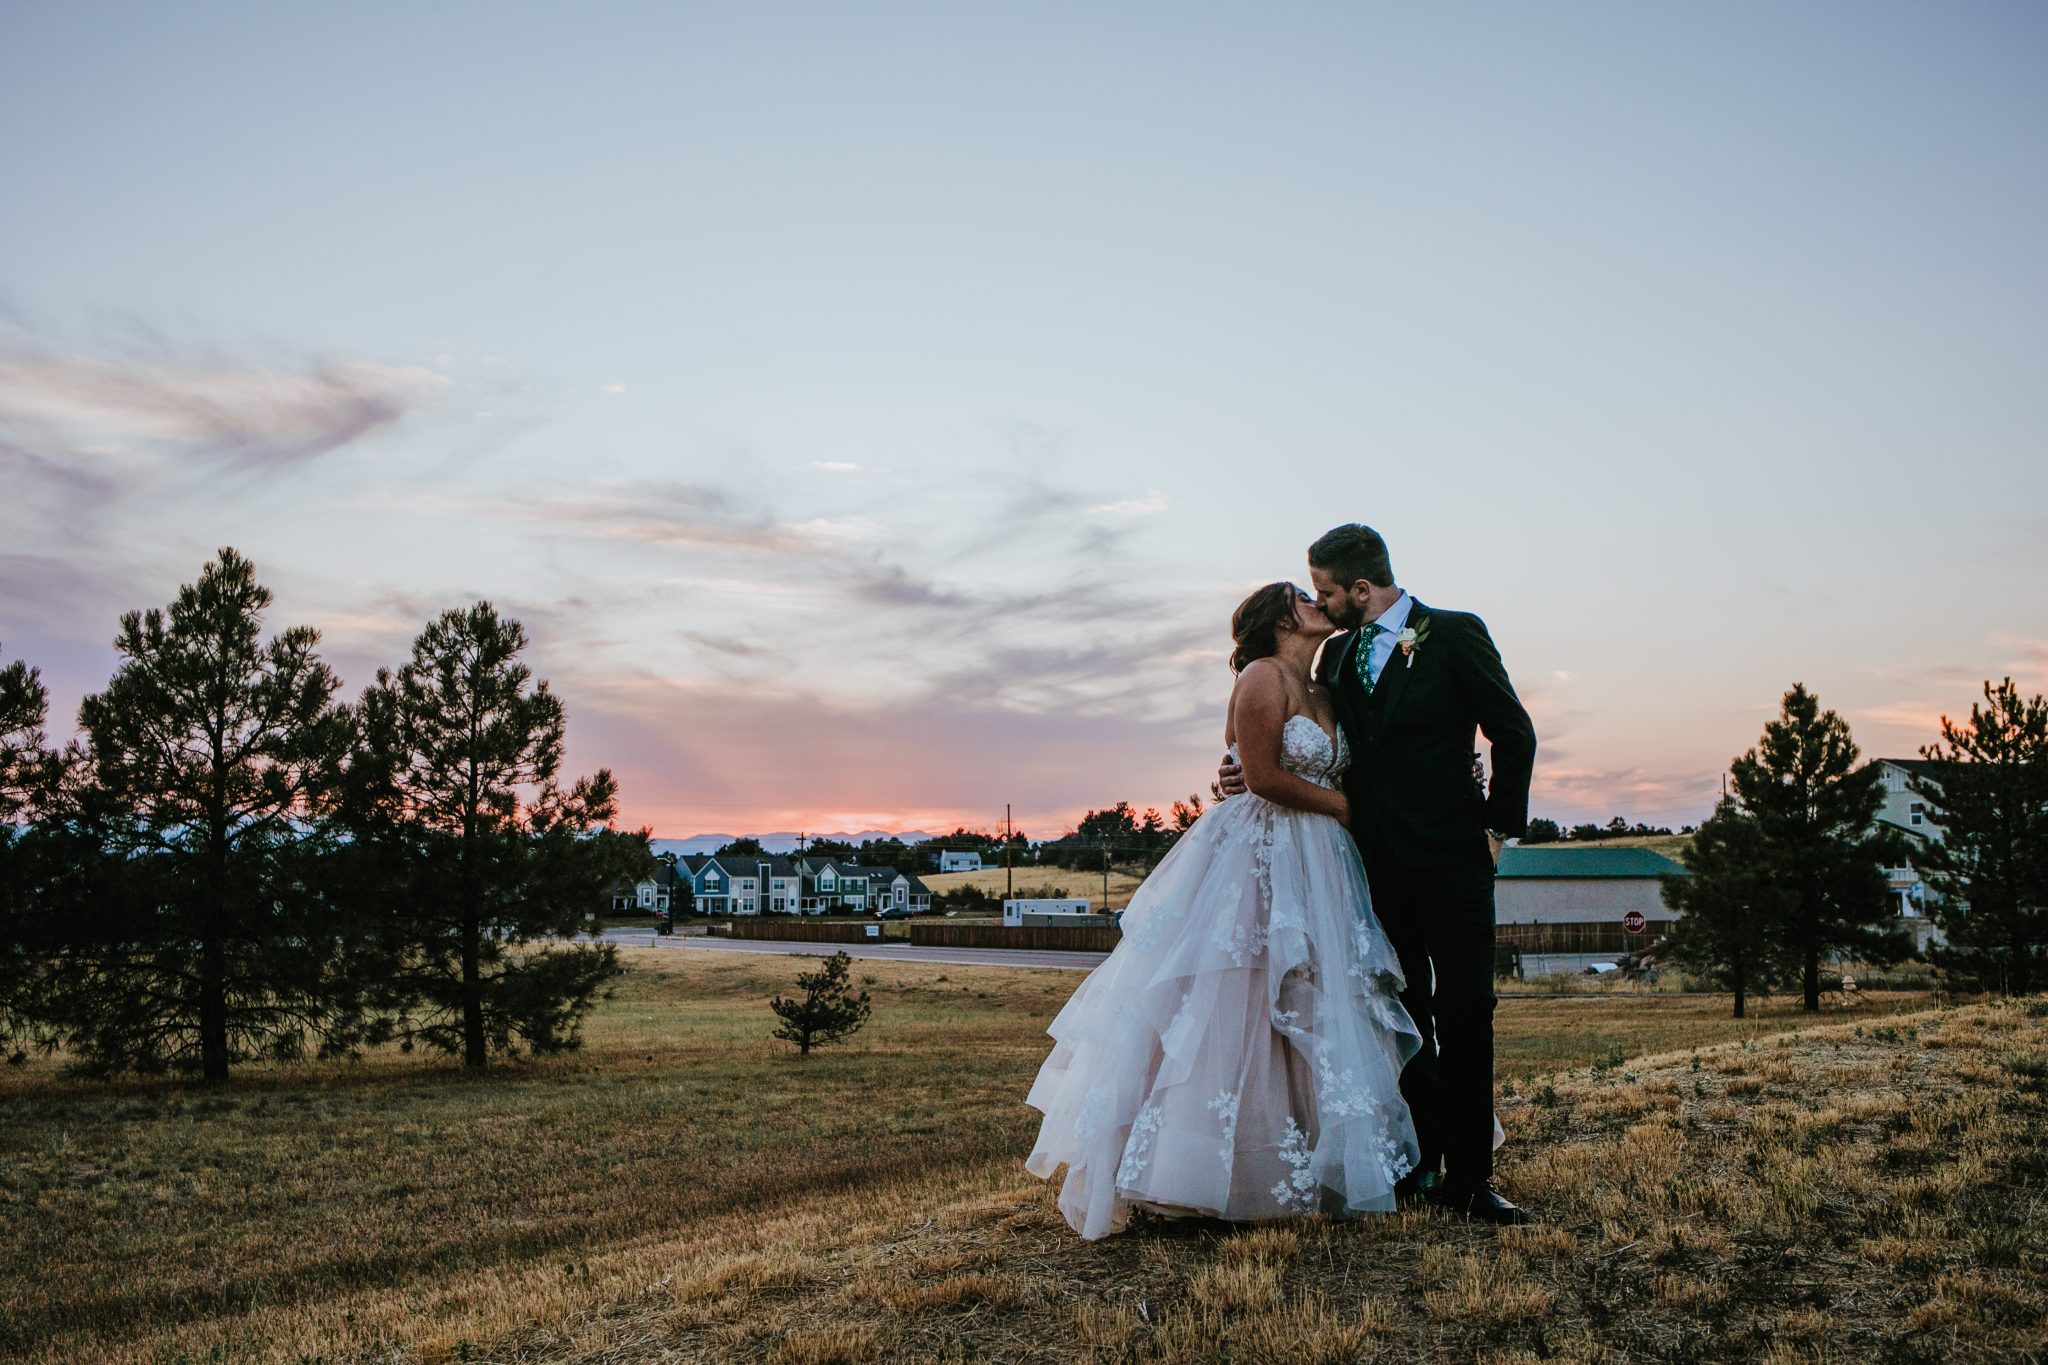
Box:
[1399,620,1430,668]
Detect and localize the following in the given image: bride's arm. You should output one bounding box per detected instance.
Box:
[1228,663,1351,822]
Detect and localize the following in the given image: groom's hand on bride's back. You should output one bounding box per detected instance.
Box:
[1217,754,1247,797]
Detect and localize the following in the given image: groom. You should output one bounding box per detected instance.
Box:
[1222,523,1537,1224]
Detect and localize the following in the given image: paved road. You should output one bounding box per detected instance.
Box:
[596,930,1655,996]
[598,927,1107,972]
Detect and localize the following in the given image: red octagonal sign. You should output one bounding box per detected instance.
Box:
[1622,910,1648,934]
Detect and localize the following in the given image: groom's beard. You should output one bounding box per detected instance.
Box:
[1325,599,1364,629]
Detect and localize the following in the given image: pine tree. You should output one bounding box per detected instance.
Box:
[1661,799,1794,1017]
[1732,684,1910,1011]
[1913,679,2048,995]
[0,643,63,1060]
[63,551,361,1078]
[770,951,871,1057]
[0,643,51,825]
[349,603,631,1068]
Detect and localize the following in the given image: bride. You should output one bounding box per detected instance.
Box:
[1025,582,1421,1240]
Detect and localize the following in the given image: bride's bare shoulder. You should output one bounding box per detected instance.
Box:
[1229,659,1292,708]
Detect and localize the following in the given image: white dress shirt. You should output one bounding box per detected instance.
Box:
[1361,590,1413,685]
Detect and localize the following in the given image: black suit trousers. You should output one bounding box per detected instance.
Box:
[1363,848,1498,1185]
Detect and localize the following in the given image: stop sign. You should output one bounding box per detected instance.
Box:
[1622,910,1647,934]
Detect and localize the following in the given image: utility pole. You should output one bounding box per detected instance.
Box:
[1101,838,1111,913]
[1005,803,1013,901]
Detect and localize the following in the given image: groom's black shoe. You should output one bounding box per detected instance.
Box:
[1427,1180,1530,1226]
[1394,1168,1442,1207]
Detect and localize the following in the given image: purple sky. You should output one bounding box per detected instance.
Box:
[3,3,2045,837]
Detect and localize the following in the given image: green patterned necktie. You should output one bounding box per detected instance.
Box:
[1355,622,1386,694]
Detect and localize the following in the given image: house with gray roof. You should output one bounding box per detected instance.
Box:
[679,853,804,915]
[1870,758,1953,951]
[791,857,933,914]
[610,860,684,915]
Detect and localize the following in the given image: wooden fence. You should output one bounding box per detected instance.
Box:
[1494,921,1668,956]
[910,922,1122,953]
[718,920,905,944]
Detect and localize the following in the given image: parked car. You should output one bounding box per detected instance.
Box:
[876,906,915,920]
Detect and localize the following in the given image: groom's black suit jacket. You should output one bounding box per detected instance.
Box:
[1316,599,1537,869]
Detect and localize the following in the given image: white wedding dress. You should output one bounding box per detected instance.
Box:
[1025,714,1422,1240]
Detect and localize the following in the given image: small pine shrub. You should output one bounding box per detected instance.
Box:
[770,951,873,1058]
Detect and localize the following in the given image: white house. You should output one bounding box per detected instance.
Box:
[1872,758,1949,952]
[870,868,933,913]
[938,850,983,873]
[610,862,683,914]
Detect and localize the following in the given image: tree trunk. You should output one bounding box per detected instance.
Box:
[1802,948,1820,1012]
[1732,973,1746,1019]
[2013,939,2030,998]
[202,794,231,1082]
[200,927,230,1080]
[462,896,486,1068]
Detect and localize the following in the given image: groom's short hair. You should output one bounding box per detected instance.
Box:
[1309,524,1395,590]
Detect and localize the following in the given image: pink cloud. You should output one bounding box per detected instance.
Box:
[560,672,1224,840]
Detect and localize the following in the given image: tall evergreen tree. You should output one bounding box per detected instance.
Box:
[351,603,630,1068]
[1913,679,2048,995]
[0,643,51,824]
[1732,683,1909,1011]
[1661,799,1794,1017]
[64,551,361,1078]
[0,643,63,1059]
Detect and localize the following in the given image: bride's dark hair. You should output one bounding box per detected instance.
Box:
[1230,582,1299,673]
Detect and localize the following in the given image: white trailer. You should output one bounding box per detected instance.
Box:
[1003,897,1093,927]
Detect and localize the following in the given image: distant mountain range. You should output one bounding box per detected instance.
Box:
[650,831,938,857]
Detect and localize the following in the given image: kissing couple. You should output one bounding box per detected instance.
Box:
[1025,522,1538,1238]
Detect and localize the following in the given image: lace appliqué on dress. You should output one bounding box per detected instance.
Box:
[1116,1103,1164,1185]
[1207,1089,1242,1165]
[1270,1117,1319,1211]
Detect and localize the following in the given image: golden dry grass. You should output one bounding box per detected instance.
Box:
[920,866,1148,910]
[0,949,2034,1364]
[1535,833,1695,858]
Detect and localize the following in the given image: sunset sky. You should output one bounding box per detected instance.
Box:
[4,3,2044,840]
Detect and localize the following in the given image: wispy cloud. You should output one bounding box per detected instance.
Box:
[560,670,1226,837]
[1528,765,1722,827]
[1087,492,1169,518]
[0,322,450,474]
[1995,635,2048,691]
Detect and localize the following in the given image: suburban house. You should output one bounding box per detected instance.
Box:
[1871,758,1950,953]
[792,856,933,914]
[678,854,804,916]
[937,850,984,873]
[674,853,935,916]
[1494,846,1687,975]
[610,861,684,915]
[867,866,934,914]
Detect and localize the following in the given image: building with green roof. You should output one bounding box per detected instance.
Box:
[1494,844,1688,974]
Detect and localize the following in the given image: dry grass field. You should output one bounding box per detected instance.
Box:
[0,950,2036,1363]
[921,866,1149,910]
[1516,834,1694,858]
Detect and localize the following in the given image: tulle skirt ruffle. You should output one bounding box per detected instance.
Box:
[1025,793,1422,1240]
